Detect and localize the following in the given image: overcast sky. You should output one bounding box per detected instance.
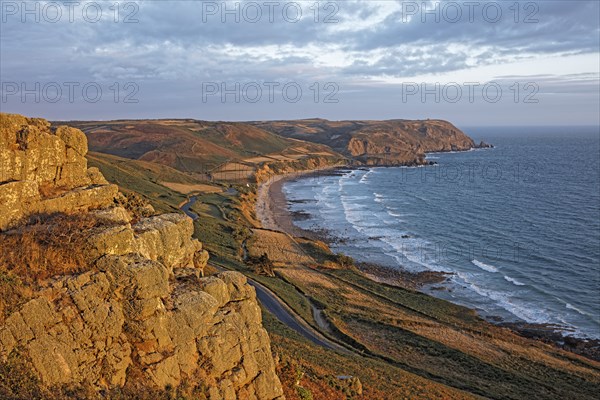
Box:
[1,0,599,126]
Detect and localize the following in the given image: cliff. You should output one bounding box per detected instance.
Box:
[0,114,118,231]
[252,118,479,165]
[60,118,483,175]
[0,114,284,399]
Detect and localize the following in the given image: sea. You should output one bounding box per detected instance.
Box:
[283,126,600,339]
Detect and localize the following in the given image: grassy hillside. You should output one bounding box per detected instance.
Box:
[86,151,199,213]
[71,117,483,172]
[251,118,479,165]
[68,119,343,178]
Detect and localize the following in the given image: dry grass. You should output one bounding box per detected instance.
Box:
[247,229,314,266]
[212,170,255,181]
[0,212,117,320]
[0,213,111,282]
[160,181,223,194]
[38,183,70,198]
[277,268,338,290]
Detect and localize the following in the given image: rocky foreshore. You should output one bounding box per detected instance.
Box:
[256,164,600,364]
[499,321,600,362]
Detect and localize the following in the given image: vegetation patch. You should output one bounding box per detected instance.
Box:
[247,229,314,267]
[0,212,117,319]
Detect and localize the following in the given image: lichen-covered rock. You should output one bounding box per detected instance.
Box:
[91,205,132,225]
[134,213,202,272]
[0,114,90,187]
[87,166,109,185]
[31,184,119,215]
[54,126,88,157]
[0,180,40,229]
[87,225,137,260]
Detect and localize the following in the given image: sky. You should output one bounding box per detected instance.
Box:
[1,0,599,126]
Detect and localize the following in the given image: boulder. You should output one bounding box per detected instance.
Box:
[134,213,202,272]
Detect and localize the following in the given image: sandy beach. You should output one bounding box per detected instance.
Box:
[255,174,287,232]
[254,168,453,288]
[255,169,342,239]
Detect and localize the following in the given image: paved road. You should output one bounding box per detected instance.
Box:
[181,196,199,220]
[248,280,346,352]
[182,204,347,353]
[207,262,347,353]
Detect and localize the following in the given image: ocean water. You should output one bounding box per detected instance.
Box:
[283,127,600,339]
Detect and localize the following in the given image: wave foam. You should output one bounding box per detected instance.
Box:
[565,303,590,316]
[359,169,374,184]
[504,276,526,286]
[454,272,553,325]
[472,259,498,273]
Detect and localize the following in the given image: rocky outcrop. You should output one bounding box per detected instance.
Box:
[0,262,284,399]
[0,113,117,230]
[87,211,206,274]
[0,114,284,399]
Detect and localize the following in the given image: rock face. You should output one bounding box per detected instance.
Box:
[0,114,284,399]
[252,118,478,166]
[87,211,206,275]
[0,113,118,231]
[0,266,284,399]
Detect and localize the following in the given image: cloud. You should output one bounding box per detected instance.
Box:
[0,0,598,123]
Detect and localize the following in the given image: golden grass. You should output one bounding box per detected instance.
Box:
[277,268,338,290]
[212,170,255,181]
[160,181,223,194]
[215,162,253,172]
[0,213,113,281]
[247,229,314,266]
[0,213,117,320]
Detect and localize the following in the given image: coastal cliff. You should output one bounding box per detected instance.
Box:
[252,118,485,166]
[66,118,485,178]
[0,114,284,399]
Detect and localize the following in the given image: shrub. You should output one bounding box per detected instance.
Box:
[296,386,313,400]
[333,253,354,269]
[246,253,275,277]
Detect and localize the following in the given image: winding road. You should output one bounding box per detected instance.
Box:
[181,198,349,354]
[248,279,348,352]
[208,260,349,353]
[180,196,199,220]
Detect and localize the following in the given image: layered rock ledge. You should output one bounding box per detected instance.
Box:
[0,114,284,399]
[0,266,284,399]
[0,114,117,231]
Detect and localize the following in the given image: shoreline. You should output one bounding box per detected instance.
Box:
[256,166,452,288]
[254,166,600,361]
[256,167,347,239]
